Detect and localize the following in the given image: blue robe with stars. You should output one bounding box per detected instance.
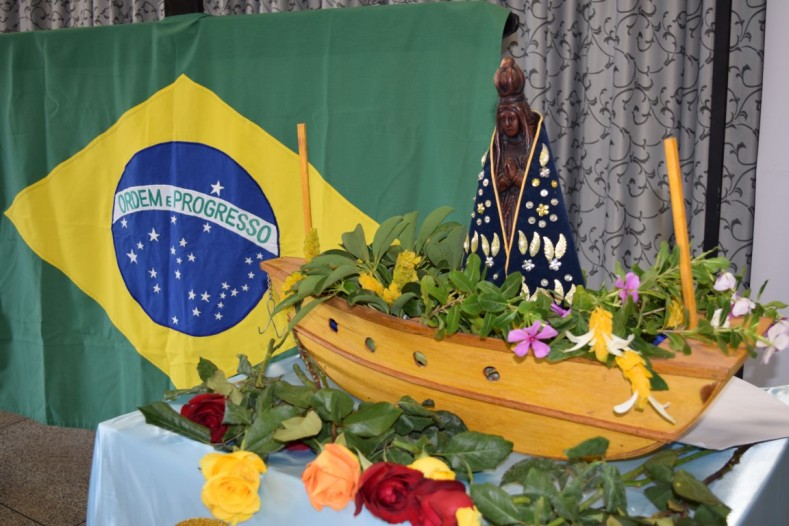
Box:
[466,115,584,300]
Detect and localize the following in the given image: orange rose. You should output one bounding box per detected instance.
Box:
[302,443,361,511]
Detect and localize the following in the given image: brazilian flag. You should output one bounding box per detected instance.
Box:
[0,3,508,427]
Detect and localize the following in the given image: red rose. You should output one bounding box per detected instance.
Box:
[409,478,474,526]
[355,462,424,523]
[180,393,228,443]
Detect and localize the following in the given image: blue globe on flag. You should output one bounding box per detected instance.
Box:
[111,141,279,337]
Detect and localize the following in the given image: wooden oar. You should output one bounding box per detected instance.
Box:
[664,137,698,329]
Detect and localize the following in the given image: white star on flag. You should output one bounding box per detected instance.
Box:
[171,216,177,224]
[248,272,254,279]
[242,284,249,292]
[148,228,160,242]
[215,312,223,320]
[210,180,224,196]
[127,250,138,263]
[203,223,212,233]
[231,289,238,297]
[245,257,252,264]
[149,268,157,278]
[179,238,187,247]
[188,253,196,262]
[192,308,201,317]
[201,291,211,302]
[153,284,161,293]
[188,290,196,300]
[121,218,128,228]
[136,241,144,250]
[221,282,230,290]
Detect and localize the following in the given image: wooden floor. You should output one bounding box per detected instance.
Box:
[0,411,92,526]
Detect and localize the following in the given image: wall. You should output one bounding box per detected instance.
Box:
[745,0,789,386]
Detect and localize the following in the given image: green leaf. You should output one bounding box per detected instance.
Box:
[449,270,476,294]
[272,410,323,442]
[318,264,359,293]
[297,274,328,297]
[303,252,357,270]
[397,211,420,250]
[478,292,508,313]
[565,436,610,460]
[371,215,406,262]
[644,482,673,511]
[501,457,565,487]
[470,483,524,526]
[500,272,524,300]
[223,400,252,426]
[446,305,462,335]
[692,504,730,525]
[350,293,389,312]
[274,381,314,408]
[415,206,453,252]
[197,357,219,382]
[205,370,244,406]
[341,224,370,262]
[673,470,729,508]
[342,402,402,438]
[244,404,302,456]
[480,312,496,337]
[440,431,513,472]
[397,396,436,418]
[464,253,482,283]
[395,414,435,435]
[139,401,211,444]
[601,463,627,514]
[310,388,355,423]
[389,292,417,316]
[645,463,675,485]
[460,295,482,316]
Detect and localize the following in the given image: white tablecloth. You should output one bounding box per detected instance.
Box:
[86,358,789,525]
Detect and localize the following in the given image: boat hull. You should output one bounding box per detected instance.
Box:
[262,257,748,459]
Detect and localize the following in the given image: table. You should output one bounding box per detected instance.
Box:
[86,357,789,525]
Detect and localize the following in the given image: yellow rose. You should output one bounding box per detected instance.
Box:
[408,456,456,480]
[201,472,261,525]
[302,443,361,511]
[200,450,267,485]
[456,506,483,526]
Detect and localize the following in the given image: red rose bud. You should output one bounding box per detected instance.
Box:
[180,393,228,444]
[355,462,424,523]
[409,478,475,526]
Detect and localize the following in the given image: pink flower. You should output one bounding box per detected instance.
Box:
[714,271,737,292]
[507,321,558,358]
[550,303,571,318]
[730,295,755,317]
[615,272,640,304]
[757,319,789,364]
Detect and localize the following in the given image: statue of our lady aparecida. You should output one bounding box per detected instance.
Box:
[466,57,584,301]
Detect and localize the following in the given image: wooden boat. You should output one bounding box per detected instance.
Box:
[262,256,750,460]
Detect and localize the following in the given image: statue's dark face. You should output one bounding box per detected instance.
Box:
[498,107,521,138]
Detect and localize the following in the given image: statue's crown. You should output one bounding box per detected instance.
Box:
[494,57,526,103]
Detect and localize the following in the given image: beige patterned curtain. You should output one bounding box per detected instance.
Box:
[1,0,765,288]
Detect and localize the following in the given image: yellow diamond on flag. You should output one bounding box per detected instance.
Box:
[5,75,377,388]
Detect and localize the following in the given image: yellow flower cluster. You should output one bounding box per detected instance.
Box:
[665,299,685,328]
[200,450,267,525]
[303,228,320,262]
[359,272,402,306]
[282,271,304,297]
[392,250,421,287]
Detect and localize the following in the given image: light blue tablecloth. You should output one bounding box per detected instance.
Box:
[86,357,789,525]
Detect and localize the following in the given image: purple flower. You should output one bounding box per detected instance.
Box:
[507,321,558,359]
[615,272,640,304]
[730,294,756,317]
[550,303,571,318]
[757,319,789,364]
